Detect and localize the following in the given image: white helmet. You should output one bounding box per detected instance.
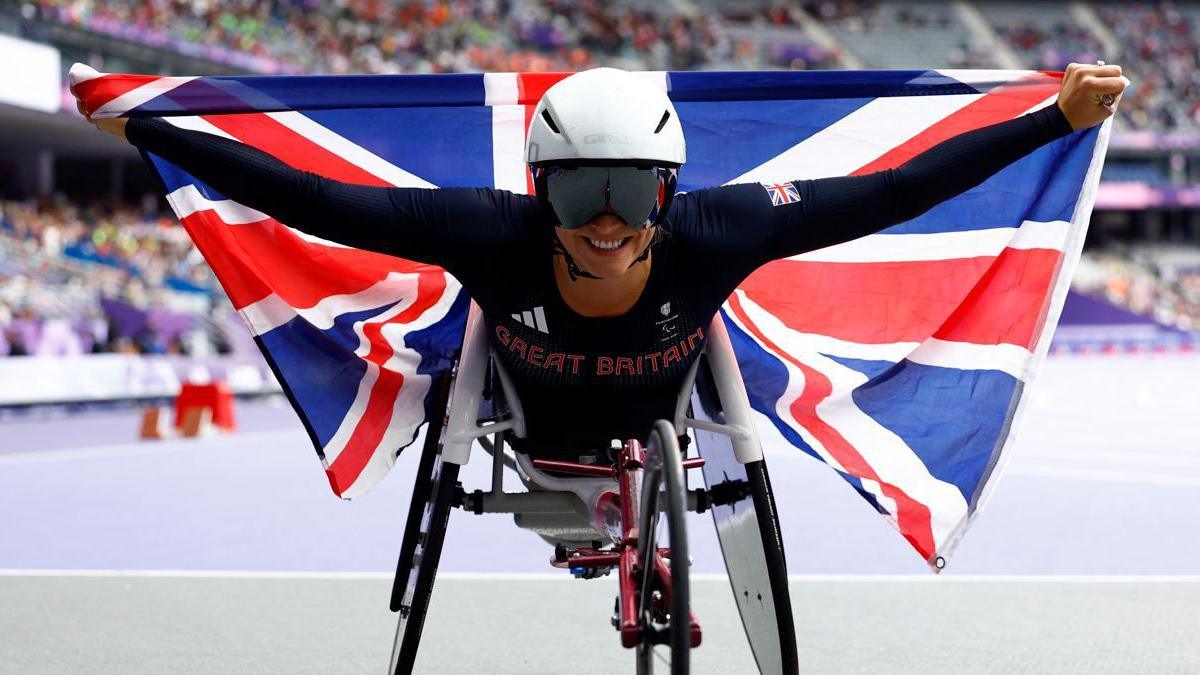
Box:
[525,67,686,166]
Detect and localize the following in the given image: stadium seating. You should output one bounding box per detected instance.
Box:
[9,0,1198,133]
[0,0,1197,363]
[822,1,989,69]
[0,200,228,358]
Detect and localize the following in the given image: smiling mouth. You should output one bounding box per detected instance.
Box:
[585,237,631,254]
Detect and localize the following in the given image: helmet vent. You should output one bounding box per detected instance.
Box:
[653,110,671,134]
[541,109,561,134]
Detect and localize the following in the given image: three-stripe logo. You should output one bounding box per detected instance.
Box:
[511,306,548,333]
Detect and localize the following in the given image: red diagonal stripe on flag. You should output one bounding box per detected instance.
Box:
[73,74,162,115]
[201,113,390,186]
[852,74,1062,176]
[324,271,448,495]
[179,209,442,311]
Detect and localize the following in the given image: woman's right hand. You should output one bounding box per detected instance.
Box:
[73,87,129,141]
[93,117,129,141]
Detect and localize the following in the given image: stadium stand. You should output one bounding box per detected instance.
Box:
[1101,160,1174,185]
[1,0,1198,364]
[12,0,1199,133]
[1075,245,1200,333]
[1097,2,1200,132]
[977,1,1104,70]
[820,0,996,69]
[0,199,229,358]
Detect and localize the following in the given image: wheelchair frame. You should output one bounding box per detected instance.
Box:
[387,304,798,674]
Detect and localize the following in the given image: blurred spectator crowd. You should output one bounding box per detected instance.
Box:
[0,198,229,358]
[1097,2,1200,133]
[3,0,1199,361]
[22,0,1200,130]
[23,0,835,74]
[1075,246,1200,332]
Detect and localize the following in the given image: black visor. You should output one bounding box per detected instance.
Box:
[538,165,674,230]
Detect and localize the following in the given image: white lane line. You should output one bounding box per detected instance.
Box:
[1012,448,1200,469]
[0,429,303,466]
[1003,464,1200,489]
[1,570,1196,583]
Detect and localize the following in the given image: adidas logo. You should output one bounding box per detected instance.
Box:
[511,306,548,333]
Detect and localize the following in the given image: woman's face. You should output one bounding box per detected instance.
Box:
[556,213,656,279]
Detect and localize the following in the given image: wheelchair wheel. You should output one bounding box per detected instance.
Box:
[635,420,692,675]
[389,376,459,675]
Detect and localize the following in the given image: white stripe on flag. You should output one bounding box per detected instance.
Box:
[67,63,103,87]
[238,271,419,336]
[635,71,669,91]
[907,339,1032,379]
[727,93,984,184]
[721,295,1034,379]
[789,220,1070,263]
[166,184,351,249]
[935,69,1041,87]
[264,111,436,189]
[483,73,519,106]
[166,185,269,225]
[164,115,239,141]
[91,75,196,118]
[491,105,529,193]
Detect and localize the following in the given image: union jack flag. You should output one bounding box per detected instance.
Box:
[70,64,1110,566]
[762,182,801,206]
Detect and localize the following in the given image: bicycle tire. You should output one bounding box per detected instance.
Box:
[389,457,459,675]
[389,373,451,613]
[635,420,691,675]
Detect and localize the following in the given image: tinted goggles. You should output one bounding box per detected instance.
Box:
[538,165,675,230]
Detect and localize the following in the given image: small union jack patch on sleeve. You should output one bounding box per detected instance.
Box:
[761,181,801,206]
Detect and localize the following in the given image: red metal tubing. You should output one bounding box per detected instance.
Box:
[566,552,620,568]
[618,440,643,544]
[681,457,706,470]
[653,550,673,607]
[689,612,703,648]
[618,547,640,648]
[529,459,616,478]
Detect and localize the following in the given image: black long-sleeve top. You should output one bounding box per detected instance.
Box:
[127,105,1074,454]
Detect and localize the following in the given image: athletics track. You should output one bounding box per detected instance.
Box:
[1,355,1197,673]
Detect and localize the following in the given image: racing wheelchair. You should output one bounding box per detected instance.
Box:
[388,305,799,675]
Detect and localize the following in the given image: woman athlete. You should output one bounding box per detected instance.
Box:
[80,64,1125,459]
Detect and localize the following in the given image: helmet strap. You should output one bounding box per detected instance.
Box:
[551,234,603,281]
[625,225,665,269]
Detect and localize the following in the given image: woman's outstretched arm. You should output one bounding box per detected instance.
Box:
[90,116,537,269]
[683,63,1126,267]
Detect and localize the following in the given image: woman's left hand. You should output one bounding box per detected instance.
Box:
[1057,62,1128,131]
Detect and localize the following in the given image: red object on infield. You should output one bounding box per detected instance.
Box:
[173,381,237,432]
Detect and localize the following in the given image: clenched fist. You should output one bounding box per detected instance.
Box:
[1057,62,1128,131]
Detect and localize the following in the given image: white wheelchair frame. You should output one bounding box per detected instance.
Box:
[388,302,798,675]
[439,303,763,512]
